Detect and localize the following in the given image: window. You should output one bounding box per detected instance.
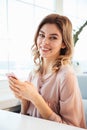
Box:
[0,0,57,80]
[63,0,87,73]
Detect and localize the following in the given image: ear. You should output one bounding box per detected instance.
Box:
[61,42,66,49]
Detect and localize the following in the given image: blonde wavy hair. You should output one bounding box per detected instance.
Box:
[31,13,74,73]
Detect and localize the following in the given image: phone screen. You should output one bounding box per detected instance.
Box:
[6,73,17,79]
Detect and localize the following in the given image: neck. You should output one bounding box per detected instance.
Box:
[41,58,55,75]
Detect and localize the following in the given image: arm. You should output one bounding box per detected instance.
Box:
[21,100,30,114]
[35,71,85,128]
[58,72,86,128]
[8,73,86,128]
[32,91,62,122]
[8,76,62,121]
[34,72,85,127]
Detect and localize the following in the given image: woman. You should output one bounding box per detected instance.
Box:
[8,14,86,128]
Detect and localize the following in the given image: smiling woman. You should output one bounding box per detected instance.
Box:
[7,13,86,128]
[0,0,87,128]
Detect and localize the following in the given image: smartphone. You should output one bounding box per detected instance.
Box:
[6,72,17,79]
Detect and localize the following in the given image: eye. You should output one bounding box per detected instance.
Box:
[50,36,57,40]
[38,33,45,38]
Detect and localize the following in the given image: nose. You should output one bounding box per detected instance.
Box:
[42,37,49,45]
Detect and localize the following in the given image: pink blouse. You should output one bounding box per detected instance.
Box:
[27,65,86,128]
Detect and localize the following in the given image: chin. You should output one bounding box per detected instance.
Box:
[41,55,51,59]
[40,52,52,58]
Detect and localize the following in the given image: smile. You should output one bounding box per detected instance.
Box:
[41,47,52,52]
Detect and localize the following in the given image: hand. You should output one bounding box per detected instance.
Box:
[8,77,54,119]
[8,77,38,103]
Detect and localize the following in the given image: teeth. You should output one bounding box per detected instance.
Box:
[42,48,49,50]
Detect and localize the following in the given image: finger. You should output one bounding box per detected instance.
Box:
[9,79,15,87]
[9,77,20,85]
[10,85,22,99]
[9,82,20,93]
[9,78,22,90]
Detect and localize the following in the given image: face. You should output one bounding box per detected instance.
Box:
[37,23,65,59]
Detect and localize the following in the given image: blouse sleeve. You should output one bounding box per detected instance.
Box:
[49,71,86,128]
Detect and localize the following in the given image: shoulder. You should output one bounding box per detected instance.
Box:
[57,65,81,101]
[58,64,76,78]
[56,64,78,85]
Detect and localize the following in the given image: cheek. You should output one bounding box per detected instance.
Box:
[52,43,61,49]
[52,44,62,53]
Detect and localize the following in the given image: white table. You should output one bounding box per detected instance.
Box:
[0,110,86,130]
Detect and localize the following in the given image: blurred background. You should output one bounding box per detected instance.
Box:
[0,0,87,80]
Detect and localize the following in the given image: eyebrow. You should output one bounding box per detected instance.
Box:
[39,30,59,37]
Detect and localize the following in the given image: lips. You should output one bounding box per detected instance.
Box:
[41,47,52,53]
